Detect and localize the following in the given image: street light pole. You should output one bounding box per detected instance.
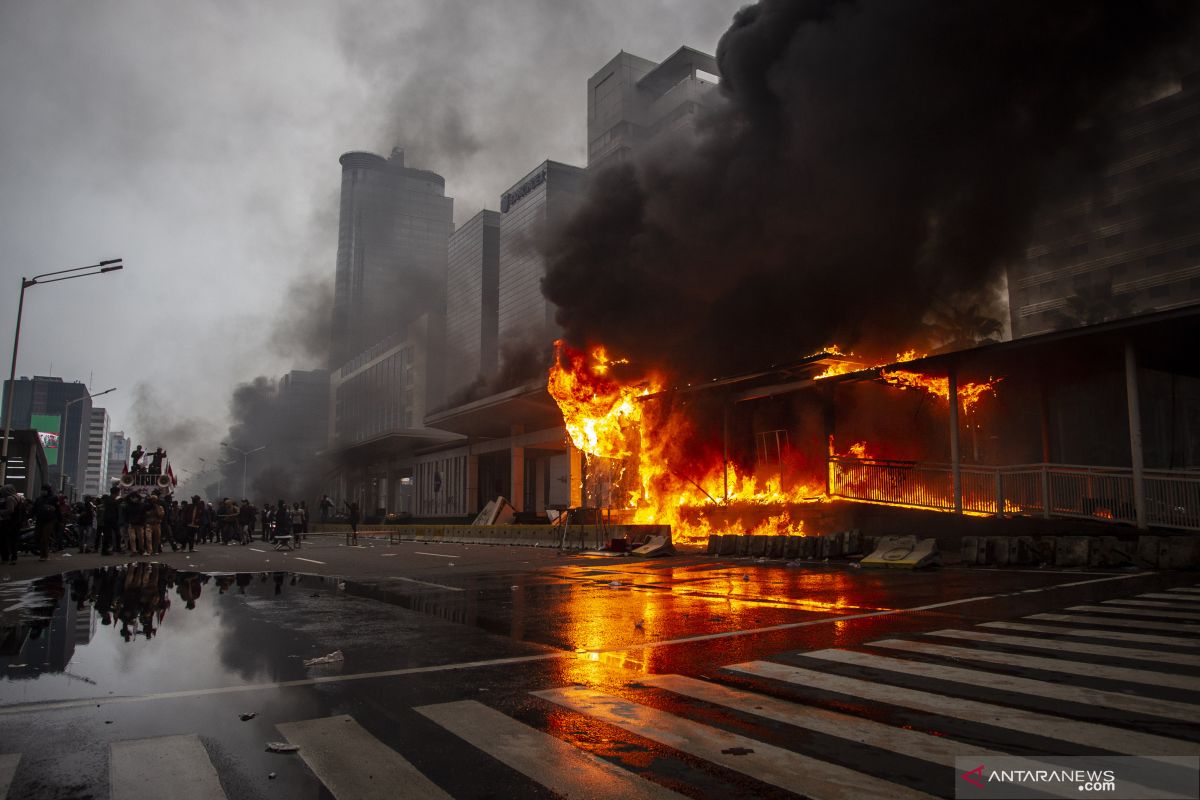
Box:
[221,442,266,499]
[59,386,116,498]
[1,259,123,485]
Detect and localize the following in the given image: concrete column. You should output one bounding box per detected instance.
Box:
[1124,340,1148,530]
[510,446,525,512]
[534,455,547,513]
[948,366,962,514]
[1038,377,1052,519]
[568,444,583,508]
[466,453,479,515]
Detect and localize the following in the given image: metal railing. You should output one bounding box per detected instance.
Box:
[828,457,1200,531]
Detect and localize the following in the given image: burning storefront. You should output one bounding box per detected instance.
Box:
[545,304,1200,548]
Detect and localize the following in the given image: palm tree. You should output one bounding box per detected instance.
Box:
[924,302,1004,352]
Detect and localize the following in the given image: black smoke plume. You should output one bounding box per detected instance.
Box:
[544,0,1200,379]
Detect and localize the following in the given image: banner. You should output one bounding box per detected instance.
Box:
[31,414,61,466]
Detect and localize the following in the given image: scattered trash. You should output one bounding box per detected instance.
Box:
[268,773,277,780]
[742,574,750,581]
[849,562,862,569]
[337,581,346,590]
[721,747,755,756]
[7,664,26,669]
[265,742,300,754]
[784,560,801,568]
[239,712,257,721]
[62,553,71,558]
[105,720,113,725]
[755,557,767,563]
[607,580,622,587]
[303,650,344,666]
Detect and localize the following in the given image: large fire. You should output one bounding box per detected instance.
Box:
[547,340,1003,547]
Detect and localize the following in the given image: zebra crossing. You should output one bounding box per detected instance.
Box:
[4,584,1199,799]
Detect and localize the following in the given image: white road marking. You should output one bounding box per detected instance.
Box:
[1069,604,1200,621]
[277,715,450,800]
[1138,593,1200,603]
[535,686,937,800]
[803,647,1199,723]
[1106,599,1200,610]
[727,660,1197,755]
[380,553,398,557]
[292,557,326,565]
[387,576,463,592]
[414,552,457,558]
[0,754,19,800]
[928,628,1200,666]
[417,700,687,800]
[866,638,1199,690]
[1028,613,1200,633]
[643,674,1008,767]
[110,734,226,800]
[979,621,1200,649]
[248,548,265,553]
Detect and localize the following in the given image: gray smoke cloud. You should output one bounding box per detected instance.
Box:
[544,0,1200,379]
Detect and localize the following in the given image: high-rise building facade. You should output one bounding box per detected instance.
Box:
[83,407,110,496]
[1009,75,1200,337]
[497,161,588,349]
[105,430,130,487]
[1,376,92,493]
[587,46,720,171]
[445,209,501,401]
[330,148,455,368]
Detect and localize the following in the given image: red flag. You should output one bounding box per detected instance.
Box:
[121,461,128,475]
[167,464,177,487]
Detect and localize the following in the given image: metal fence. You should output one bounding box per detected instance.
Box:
[828,458,1200,531]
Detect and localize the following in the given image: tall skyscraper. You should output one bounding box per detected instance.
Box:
[1009,74,1200,337]
[445,209,501,400]
[1,376,91,492]
[587,46,720,170]
[329,147,455,368]
[105,430,130,487]
[84,407,110,496]
[498,161,588,349]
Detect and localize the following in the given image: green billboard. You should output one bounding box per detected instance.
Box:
[31,414,61,466]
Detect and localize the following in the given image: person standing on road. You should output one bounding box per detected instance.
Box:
[238,500,255,543]
[124,492,148,555]
[291,502,305,545]
[146,494,165,555]
[183,495,205,552]
[274,501,290,544]
[319,494,333,523]
[32,484,60,561]
[344,500,359,546]
[99,487,120,556]
[77,496,97,554]
[0,484,21,564]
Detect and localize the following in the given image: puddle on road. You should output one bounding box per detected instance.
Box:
[0,566,379,707]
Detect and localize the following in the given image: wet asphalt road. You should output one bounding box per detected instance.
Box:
[0,534,1198,799]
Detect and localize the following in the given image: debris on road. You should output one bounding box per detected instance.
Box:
[239,712,257,721]
[303,649,344,666]
[265,742,300,754]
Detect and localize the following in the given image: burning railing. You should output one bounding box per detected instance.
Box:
[829,456,1200,531]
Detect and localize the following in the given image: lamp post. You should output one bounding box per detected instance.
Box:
[221,442,265,500]
[1,258,123,484]
[59,386,116,497]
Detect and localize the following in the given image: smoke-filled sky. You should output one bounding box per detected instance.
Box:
[545,0,1200,379]
[0,0,742,480]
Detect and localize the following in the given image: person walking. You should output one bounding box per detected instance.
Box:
[0,484,21,565]
[319,494,333,523]
[182,495,205,552]
[77,496,97,554]
[32,484,61,561]
[344,500,360,546]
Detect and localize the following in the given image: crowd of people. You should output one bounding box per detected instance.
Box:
[0,483,360,562]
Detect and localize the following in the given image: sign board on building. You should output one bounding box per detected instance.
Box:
[31,414,60,465]
[500,168,547,213]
